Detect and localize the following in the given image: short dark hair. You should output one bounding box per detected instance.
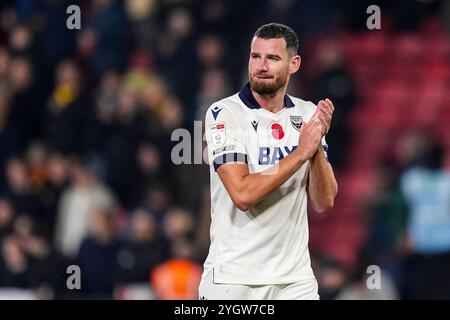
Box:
[254,23,299,56]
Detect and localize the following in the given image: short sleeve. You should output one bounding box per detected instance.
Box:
[205,104,248,171]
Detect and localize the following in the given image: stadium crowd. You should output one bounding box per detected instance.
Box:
[0,0,449,299]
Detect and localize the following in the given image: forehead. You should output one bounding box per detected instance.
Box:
[250,37,288,55]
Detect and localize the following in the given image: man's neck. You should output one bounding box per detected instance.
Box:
[251,87,287,113]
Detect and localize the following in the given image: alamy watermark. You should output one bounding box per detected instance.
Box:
[366,5,381,30]
[66,5,81,30]
[170,120,293,175]
[366,265,381,290]
[66,265,81,290]
[171,121,208,165]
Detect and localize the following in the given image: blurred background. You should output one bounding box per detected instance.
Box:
[0,0,449,300]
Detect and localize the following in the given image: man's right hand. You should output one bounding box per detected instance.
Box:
[297,115,323,161]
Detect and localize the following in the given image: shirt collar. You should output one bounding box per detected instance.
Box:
[238,82,295,109]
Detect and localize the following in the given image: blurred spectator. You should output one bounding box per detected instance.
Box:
[116,208,168,284]
[400,140,450,299]
[163,207,194,244]
[76,208,120,299]
[130,141,167,207]
[141,183,172,228]
[96,70,121,112]
[393,131,430,172]
[38,152,70,238]
[45,60,88,154]
[314,254,349,300]
[8,23,34,57]
[195,68,230,121]
[360,164,408,295]
[123,69,185,141]
[156,7,198,116]
[83,0,131,76]
[0,86,24,185]
[7,56,43,145]
[33,0,76,68]
[197,0,233,38]
[360,131,428,270]
[12,214,69,299]
[0,235,33,288]
[83,70,119,180]
[101,84,147,208]
[150,239,202,300]
[2,157,46,224]
[54,158,116,258]
[309,40,356,170]
[0,6,17,38]
[26,142,47,190]
[196,34,225,70]
[124,0,160,54]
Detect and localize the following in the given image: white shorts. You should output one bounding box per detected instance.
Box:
[198,269,320,300]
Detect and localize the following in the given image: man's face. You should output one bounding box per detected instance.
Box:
[248,37,299,95]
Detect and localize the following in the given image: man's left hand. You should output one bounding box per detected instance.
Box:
[315,98,334,136]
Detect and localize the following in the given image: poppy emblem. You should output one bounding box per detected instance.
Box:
[271,123,284,140]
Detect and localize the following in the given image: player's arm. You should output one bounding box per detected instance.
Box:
[307,99,338,213]
[217,118,323,211]
[308,144,338,212]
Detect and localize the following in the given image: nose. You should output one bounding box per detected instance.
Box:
[257,58,268,72]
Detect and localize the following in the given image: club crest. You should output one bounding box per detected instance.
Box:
[290,116,303,131]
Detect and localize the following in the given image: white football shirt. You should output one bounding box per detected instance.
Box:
[203,83,327,285]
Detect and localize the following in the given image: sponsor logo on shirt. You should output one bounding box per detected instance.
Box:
[259,146,297,165]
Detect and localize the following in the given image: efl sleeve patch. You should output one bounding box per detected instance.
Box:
[209,123,226,146]
[205,106,248,169]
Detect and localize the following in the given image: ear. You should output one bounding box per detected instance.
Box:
[289,55,301,74]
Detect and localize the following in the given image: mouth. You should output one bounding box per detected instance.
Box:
[255,75,273,79]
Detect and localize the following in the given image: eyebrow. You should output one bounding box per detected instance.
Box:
[267,54,282,59]
[250,52,282,59]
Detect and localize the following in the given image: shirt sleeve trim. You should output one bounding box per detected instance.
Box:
[213,153,248,171]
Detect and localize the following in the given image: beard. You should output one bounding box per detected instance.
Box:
[249,71,288,95]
